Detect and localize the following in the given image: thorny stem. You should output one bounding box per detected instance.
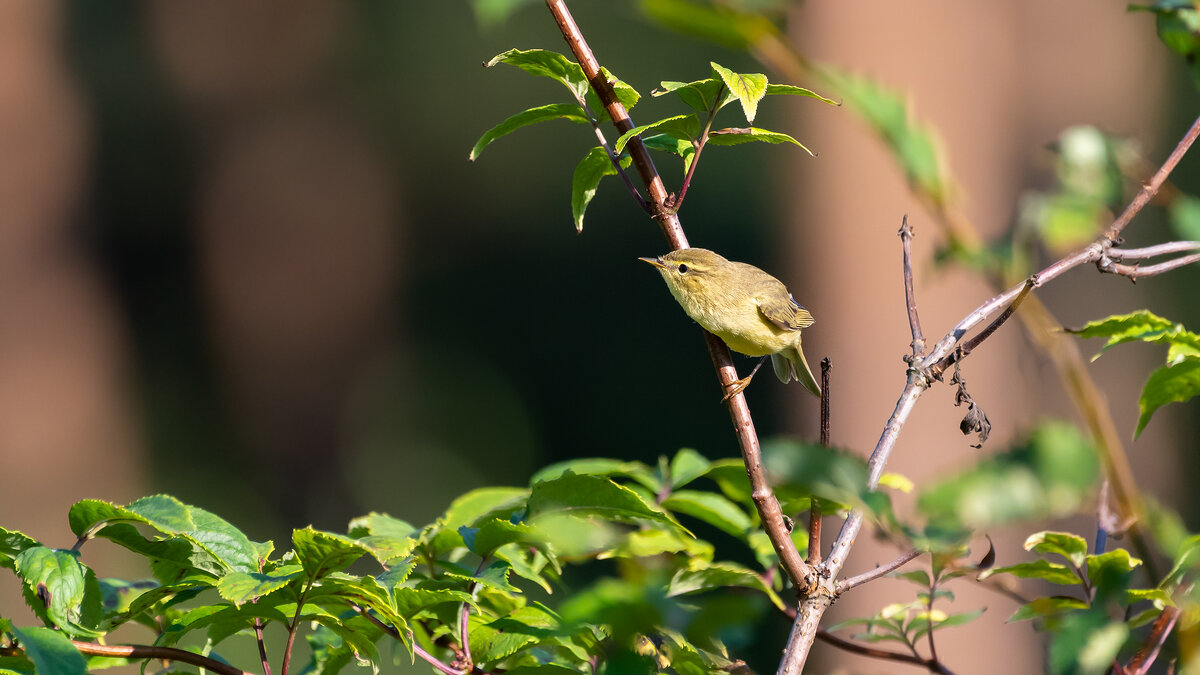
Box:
[544,0,813,589]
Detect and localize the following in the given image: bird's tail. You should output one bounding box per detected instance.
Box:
[771,344,821,398]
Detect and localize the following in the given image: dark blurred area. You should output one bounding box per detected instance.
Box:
[1,1,1198,672]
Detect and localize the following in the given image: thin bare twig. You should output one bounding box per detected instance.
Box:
[835,549,921,594]
[253,618,273,675]
[899,216,925,358]
[1109,241,1200,259]
[808,359,832,566]
[67,641,252,675]
[1104,114,1200,241]
[544,0,813,590]
[1099,253,1200,282]
[930,275,1037,379]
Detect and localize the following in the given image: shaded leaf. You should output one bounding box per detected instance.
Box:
[10,627,86,675]
[661,491,752,537]
[1009,596,1089,622]
[667,561,784,611]
[528,472,684,531]
[571,146,627,233]
[1137,357,1200,437]
[707,127,814,156]
[615,115,693,154]
[980,559,1081,586]
[1025,531,1088,568]
[484,48,589,101]
[765,83,839,106]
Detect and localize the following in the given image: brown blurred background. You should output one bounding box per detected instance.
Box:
[0,1,1197,673]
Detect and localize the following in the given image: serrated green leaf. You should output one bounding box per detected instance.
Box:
[981,559,1081,585]
[528,472,685,531]
[10,627,86,675]
[1008,595,1089,622]
[709,62,767,123]
[661,491,752,537]
[1137,357,1200,437]
[531,458,660,491]
[708,127,813,154]
[1025,531,1089,568]
[667,561,783,611]
[216,565,304,606]
[392,587,472,617]
[0,528,39,570]
[614,115,693,154]
[464,518,545,558]
[14,548,102,638]
[765,83,839,106]
[654,77,735,115]
[293,528,370,580]
[1067,310,1200,362]
[571,146,620,233]
[424,487,530,554]
[484,48,589,101]
[469,604,560,664]
[470,103,590,161]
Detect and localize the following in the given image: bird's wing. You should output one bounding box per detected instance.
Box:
[755,284,814,331]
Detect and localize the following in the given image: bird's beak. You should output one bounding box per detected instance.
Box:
[638,256,667,270]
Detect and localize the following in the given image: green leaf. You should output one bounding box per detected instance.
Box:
[1049,611,1128,675]
[668,561,784,611]
[571,146,624,233]
[392,587,472,617]
[470,0,541,27]
[614,115,693,154]
[821,67,947,207]
[892,570,932,587]
[1067,310,1200,362]
[348,512,416,540]
[13,548,102,638]
[639,0,777,50]
[917,421,1099,529]
[668,448,711,489]
[424,486,530,555]
[484,48,589,101]
[979,559,1081,586]
[216,565,304,606]
[531,457,660,491]
[528,472,685,530]
[1009,596,1089,622]
[910,608,985,639]
[1137,356,1200,437]
[293,528,370,580]
[709,62,767,123]
[1086,549,1142,600]
[654,78,735,115]
[765,83,839,106]
[584,67,642,120]
[0,527,39,569]
[642,134,698,175]
[10,627,87,675]
[470,103,590,161]
[661,491,752,537]
[1024,531,1088,568]
[469,604,560,664]
[464,518,549,560]
[706,127,814,155]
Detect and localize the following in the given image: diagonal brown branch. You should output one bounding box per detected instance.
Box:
[542,0,813,590]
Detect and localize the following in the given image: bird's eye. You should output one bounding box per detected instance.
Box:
[678,263,689,274]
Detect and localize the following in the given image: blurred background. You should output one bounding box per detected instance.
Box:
[1,1,1198,672]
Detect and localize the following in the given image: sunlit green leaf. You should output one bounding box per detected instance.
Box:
[584,67,642,120]
[530,457,660,491]
[292,528,370,580]
[470,103,590,161]
[216,565,304,606]
[707,127,814,155]
[615,115,694,153]
[1024,531,1088,568]
[765,83,839,106]
[571,146,630,233]
[528,472,685,531]
[13,548,102,638]
[710,62,767,123]
[1067,310,1200,363]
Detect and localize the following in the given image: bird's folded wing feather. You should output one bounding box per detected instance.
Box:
[754,282,814,331]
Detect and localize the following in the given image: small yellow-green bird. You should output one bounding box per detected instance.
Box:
[640,248,821,399]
